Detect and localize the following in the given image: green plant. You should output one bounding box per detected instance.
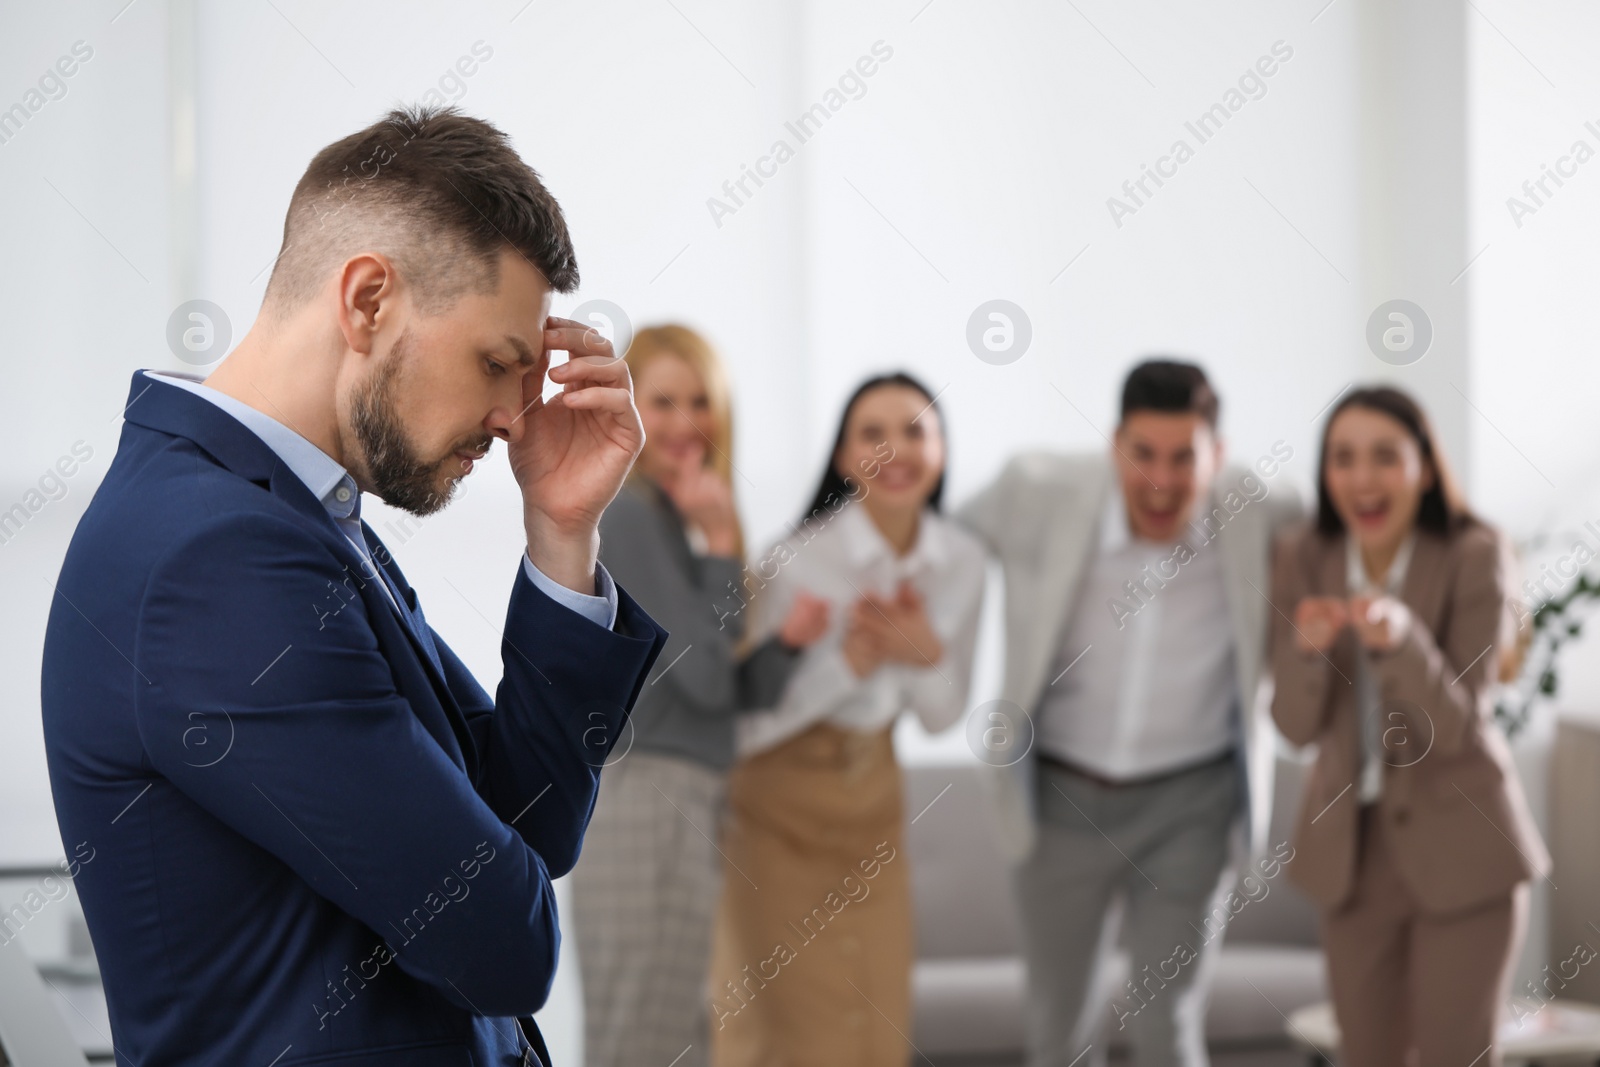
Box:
[1495,574,1600,738]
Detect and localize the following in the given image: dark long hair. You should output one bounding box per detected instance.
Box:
[799,372,946,528]
[1315,385,1472,536]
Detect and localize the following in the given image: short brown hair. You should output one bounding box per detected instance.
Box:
[263,105,578,317]
[1119,359,1219,429]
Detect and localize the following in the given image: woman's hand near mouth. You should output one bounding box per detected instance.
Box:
[659,444,739,557]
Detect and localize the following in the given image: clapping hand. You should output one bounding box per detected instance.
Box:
[847,581,943,671]
[1292,596,1350,655]
[1349,594,1410,653]
[841,624,886,679]
[1292,594,1411,655]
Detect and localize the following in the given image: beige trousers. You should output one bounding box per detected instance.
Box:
[1323,804,1527,1067]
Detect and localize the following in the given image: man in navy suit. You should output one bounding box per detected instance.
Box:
[40,105,667,1067]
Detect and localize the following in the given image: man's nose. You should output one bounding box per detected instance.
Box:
[1145,466,1176,492]
[488,401,526,448]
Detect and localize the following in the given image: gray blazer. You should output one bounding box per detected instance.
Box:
[597,477,799,771]
[957,451,1303,862]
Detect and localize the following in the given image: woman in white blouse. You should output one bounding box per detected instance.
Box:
[709,373,986,1067]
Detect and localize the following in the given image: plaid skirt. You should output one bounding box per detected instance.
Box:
[571,750,726,1067]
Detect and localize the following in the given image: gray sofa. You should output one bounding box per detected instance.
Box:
[906,754,1326,1057]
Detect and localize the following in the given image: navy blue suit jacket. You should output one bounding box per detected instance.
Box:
[40,372,667,1066]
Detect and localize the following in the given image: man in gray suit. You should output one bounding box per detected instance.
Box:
[959,361,1301,1067]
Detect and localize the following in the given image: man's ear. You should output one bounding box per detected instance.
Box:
[335,252,399,356]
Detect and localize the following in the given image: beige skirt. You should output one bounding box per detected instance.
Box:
[709,723,912,1067]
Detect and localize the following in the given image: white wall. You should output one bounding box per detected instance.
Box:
[800,0,1361,510]
[0,0,176,861]
[1468,0,1600,702]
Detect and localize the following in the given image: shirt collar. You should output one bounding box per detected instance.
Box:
[1345,530,1417,595]
[1098,474,1132,551]
[838,499,949,572]
[142,370,361,522]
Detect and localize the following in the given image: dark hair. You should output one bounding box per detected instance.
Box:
[1119,359,1219,429]
[799,372,945,528]
[1315,385,1472,535]
[264,105,578,316]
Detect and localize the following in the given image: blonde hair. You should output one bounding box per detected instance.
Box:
[623,324,745,561]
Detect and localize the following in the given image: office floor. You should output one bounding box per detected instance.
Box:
[944,1048,1310,1067]
[1202,1050,1310,1067]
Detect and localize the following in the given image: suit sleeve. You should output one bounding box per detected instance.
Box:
[1369,527,1506,758]
[1271,481,1307,531]
[737,637,801,710]
[954,460,1016,556]
[441,562,665,873]
[520,551,617,630]
[1268,527,1339,746]
[133,512,661,1019]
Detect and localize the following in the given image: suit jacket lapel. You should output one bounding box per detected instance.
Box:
[1398,531,1447,629]
[1320,534,1356,688]
[267,464,478,772]
[1213,479,1265,708]
[1021,463,1110,711]
[359,522,478,771]
[126,372,478,773]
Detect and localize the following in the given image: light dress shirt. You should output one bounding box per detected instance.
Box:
[1347,531,1416,803]
[1034,479,1239,780]
[142,370,617,629]
[734,501,986,758]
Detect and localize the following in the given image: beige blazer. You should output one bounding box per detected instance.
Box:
[958,451,1302,863]
[1269,519,1550,914]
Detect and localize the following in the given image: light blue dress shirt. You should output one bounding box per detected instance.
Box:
[144,370,618,630]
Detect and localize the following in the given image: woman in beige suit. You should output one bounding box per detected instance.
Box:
[1271,385,1548,1067]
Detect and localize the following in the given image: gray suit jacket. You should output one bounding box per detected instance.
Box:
[957,450,1302,863]
[598,477,799,771]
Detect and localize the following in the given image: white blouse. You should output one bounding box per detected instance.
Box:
[1347,531,1416,803]
[734,500,988,758]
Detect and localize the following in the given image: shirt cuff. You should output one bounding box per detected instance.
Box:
[521,551,619,631]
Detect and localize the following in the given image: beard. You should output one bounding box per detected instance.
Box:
[350,330,484,518]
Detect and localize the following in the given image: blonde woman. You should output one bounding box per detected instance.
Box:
[710,373,986,1067]
[571,325,828,1067]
